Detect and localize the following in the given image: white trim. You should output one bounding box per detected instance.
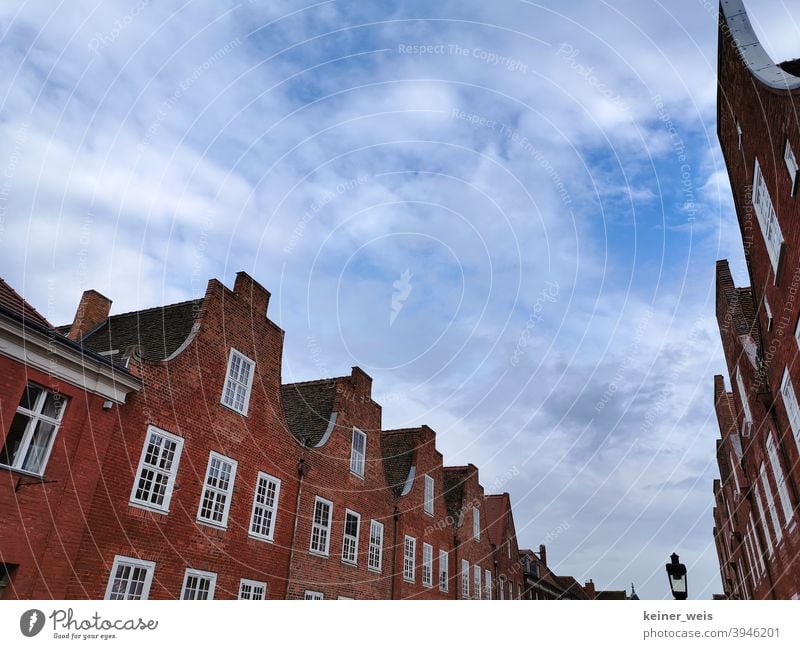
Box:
[461,559,470,599]
[422,543,433,588]
[248,471,281,542]
[181,568,217,600]
[400,465,416,497]
[238,578,267,600]
[104,556,155,600]
[314,411,338,448]
[341,509,361,565]
[220,348,255,416]
[310,496,333,556]
[472,506,480,541]
[349,427,366,478]
[439,549,449,592]
[129,425,184,514]
[752,157,784,275]
[485,569,492,600]
[367,520,384,572]
[196,452,237,529]
[474,565,482,600]
[423,474,434,516]
[785,138,798,195]
[304,590,324,600]
[403,535,416,583]
[766,432,795,529]
[0,315,141,403]
[780,368,800,452]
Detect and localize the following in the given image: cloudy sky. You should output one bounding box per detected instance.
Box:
[2,0,800,599]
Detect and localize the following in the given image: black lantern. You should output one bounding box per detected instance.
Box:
[665,553,687,600]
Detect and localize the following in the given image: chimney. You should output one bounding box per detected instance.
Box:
[67,290,112,341]
[539,544,547,567]
[350,366,373,399]
[584,579,596,598]
[233,271,270,317]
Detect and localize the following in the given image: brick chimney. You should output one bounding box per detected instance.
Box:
[584,579,596,598]
[67,290,112,341]
[233,271,270,317]
[539,544,547,567]
[350,366,373,398]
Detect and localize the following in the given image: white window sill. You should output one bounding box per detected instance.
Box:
[129,501,170,515]
[309,549,330,558]
[341,558,357,567]
[0,464,46,479]
[220,401,249,417]
[367,566,382,574]
[247,532,275,544]
[197,519,228,531]
[349,470,364,480]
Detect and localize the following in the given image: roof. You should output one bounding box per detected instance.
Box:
[381,428,419,497]
[281,379,337,446]
[79,299,202,362]
[596,590,628,600]
[553,575,591,600]
[484,493,510,547]
[0,278,52,329]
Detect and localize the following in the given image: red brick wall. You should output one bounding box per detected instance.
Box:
[0,358,119,598]
[714,8,800,599]
[68,275,301,600]
[285,370,393,600]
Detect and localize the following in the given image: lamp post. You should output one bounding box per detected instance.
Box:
[665,553,688,600]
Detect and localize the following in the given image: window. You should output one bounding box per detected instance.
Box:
[785,138,798,195]
[104,556,155,600]
[749,513,766,576]
[310,497,333,556]
[485,569,492,599]
[350,428,366,478]
[473,565,482,600]
[197,452,237,528]
[760,464,783,546]
[221,348,255,415]
[766,433,794,527]
[422,543,433,587]
[509,581,514,600]
[499,576,505,600]
[461,560,470,599]
[473,506,480,540]
[781,369,800,451]
[735,366,753,432]
[764,296,773,331]
[249,472,281,541]
[304,590,324,600]
[423,474,434,516]
[342,510,361,564]
[337,595,354,600]
[754,479,774,556]
[0,383,67,475]
[752,158,784,275]
[181,569,217,600]
[736,120,743,150]
[507,541,511,559]
[439,549,448,592]
[129,426,183,513]
[367,520,384,572]
[403,536,416,582]
[238,579,266,600]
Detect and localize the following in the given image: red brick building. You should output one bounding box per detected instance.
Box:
[0,273,620,600]
[0,279,140,598]
[712,0,800,599]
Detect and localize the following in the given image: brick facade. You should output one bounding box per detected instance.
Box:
[0,273,620,600]
[712,0,800,599]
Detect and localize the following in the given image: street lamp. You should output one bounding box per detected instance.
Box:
[665,553,687,600]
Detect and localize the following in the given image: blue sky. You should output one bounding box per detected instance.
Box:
[2,0,799,600]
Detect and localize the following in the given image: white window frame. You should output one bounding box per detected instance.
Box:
[0,383,67,476]
[238,578,267,600]
[422,543,433,588]
[499,575,506,600]
[764,296,773,331]
[754,479,774,556]
[749,513,766,576]
[752,158,784,275]
[350,427,366,478]
[129,425,184,513]
[461,560,470,599]
[509,581,514,599]
[780,368,800,452]
[367,520,384,572]
[485,569,492,599]
[220,348,255,415]
[248,472,281,542]
[767,432,795,529]
[473,506,480,541]
[104,556,155,600]
[785,138,798,196]
[310,496,333,556]
[304,590,324,600]
[196,452,237,529]
[473,565,482,600]
[735,366,753,429]
[423,474,434,516]
[403,536,416,583]
[736,120,743,150]
[760,463,783,546]
[439,549,448,592]
[181,568,217,600]
[341,509,361,565]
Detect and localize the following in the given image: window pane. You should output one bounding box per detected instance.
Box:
[19,385,43,411]
[21,420,56,473]
[0,412,30,467]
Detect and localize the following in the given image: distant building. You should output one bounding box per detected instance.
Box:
[712,0,800,599]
